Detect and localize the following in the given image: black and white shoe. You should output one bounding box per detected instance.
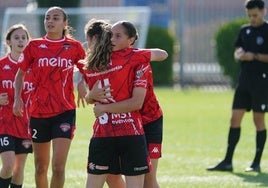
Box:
[245,164,261,172]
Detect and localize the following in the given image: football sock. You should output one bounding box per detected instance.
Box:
[10,183,22,188]
[252,129,267,166]
[223,127,241,164]
[0,176,12,188]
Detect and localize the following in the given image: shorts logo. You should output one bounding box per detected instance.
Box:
[60,123,71,132]
[151,147,160,154]
[22,139,32,149]
[88,162,95,170]
[261,104,266,111]
[134,166,148,171]
[88,162,108,171]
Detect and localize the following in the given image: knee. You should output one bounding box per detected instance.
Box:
[253,117,266,130]
[144,173,159,188]
[35,163,48,176]
[52,165,65,178]
[1,164,13,177]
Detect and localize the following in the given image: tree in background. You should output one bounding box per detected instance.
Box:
[146,27,175,86]
[215,18,248,87]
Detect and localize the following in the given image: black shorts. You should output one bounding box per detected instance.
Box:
[87,135,150,176]
[0,135,32,154]
[143,116,163,159]
[30,110,76,143]
[233,76,268,112]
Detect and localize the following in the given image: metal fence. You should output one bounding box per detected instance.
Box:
[0,0,261,88]
[172,0,248,88]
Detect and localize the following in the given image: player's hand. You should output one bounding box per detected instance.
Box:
[86,80,111,103]
[234,48,245,61]
[0,93,9,105]
[77,79,87,108]
[13,98,24,117]
[93,102,105,118]
[240,52,254,61]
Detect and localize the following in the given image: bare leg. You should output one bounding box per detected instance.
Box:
[33,142,50,188]
[50,138,71,188]
[11,154,28,185]
[0,151,15,178]
[125,174,144,188]
[86,174,106,188]
[144,159,159,188]
[106,174,125,188]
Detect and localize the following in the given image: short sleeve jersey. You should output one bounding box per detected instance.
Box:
[84,48,151,137]
[235,22,268,79]
[140,63,163,125]
[18,36,85,118]
[0,55,33,139]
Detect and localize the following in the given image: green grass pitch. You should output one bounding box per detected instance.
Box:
[11,88,268,187]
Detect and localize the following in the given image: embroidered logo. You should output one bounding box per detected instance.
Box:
[22,140,32,149]
[39,44,48,49]
[60,123,71,132]
[3,65,11,70]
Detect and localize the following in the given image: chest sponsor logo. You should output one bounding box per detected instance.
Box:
[2,80,33,91]
[38,57,72,68]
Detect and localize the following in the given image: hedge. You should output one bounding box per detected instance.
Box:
[146,27,175,86]
[215,18,248,87]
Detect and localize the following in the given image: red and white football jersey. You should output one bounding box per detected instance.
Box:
[84,48,151,137]
[0,55,33,139]
[140,64,163,125]
[18,36,85,118]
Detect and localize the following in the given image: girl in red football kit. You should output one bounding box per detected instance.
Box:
[83,20,151,188]
[80,19,167,188]
[0,24,33,188]
[13,7,85,188]
[92,21,166,188]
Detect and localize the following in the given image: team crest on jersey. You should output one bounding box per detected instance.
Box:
[26,68,32,74]
[136,65,149,79]
[22,139,32,149]
[256,36,264,45]
[63,43,71,50]
[60,123,71,132]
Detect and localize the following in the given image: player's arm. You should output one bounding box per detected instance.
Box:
[150,48,168,61]
[93,87,146,117]
[76,71,88,108]
[13,69,25,117]
[252,53,268,63]
[238,50,268,63]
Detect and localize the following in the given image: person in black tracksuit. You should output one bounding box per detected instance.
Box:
[207,0,268,172]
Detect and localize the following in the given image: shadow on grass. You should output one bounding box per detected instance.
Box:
[233,172,268,187]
